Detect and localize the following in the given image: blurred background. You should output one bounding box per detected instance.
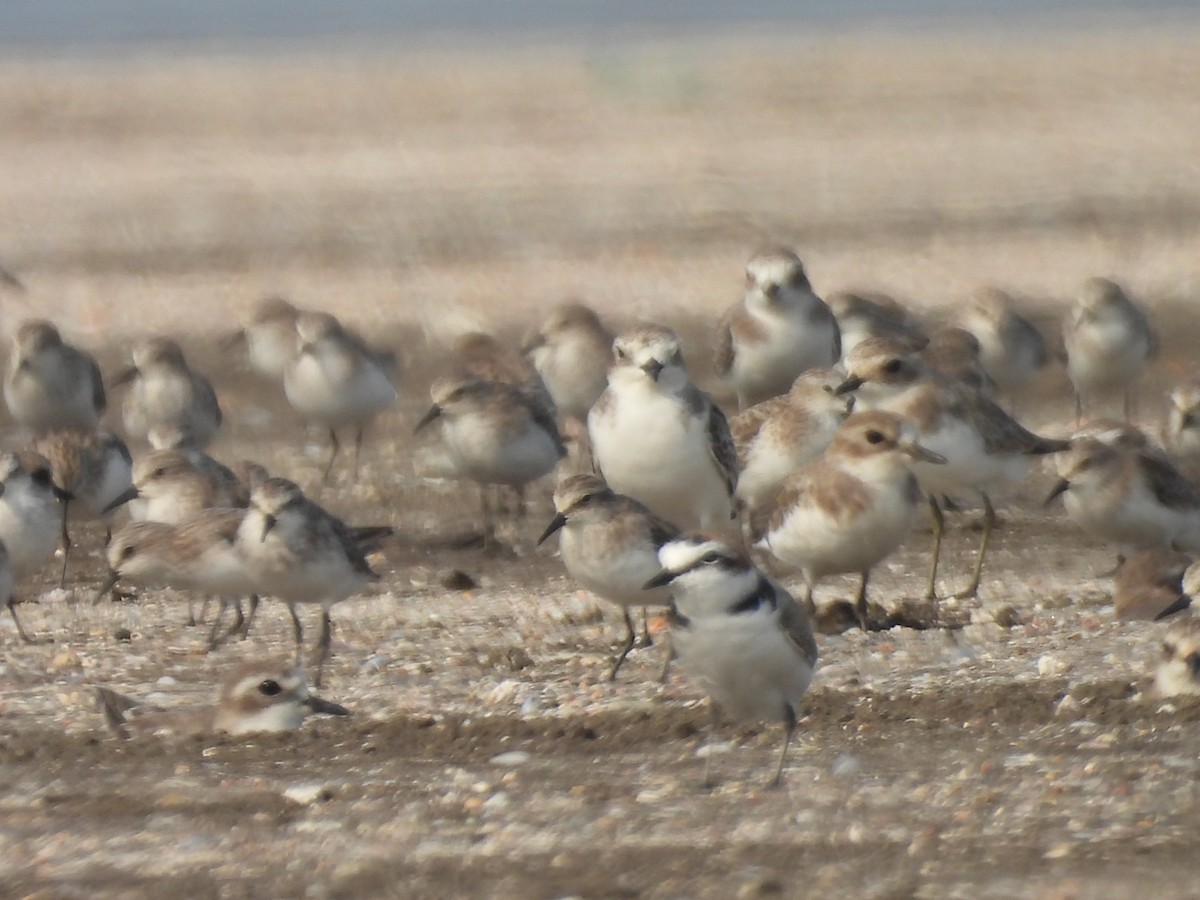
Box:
[0,1,1198,340]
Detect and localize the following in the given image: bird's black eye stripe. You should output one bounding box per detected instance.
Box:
[865,430,885,445]
[258,679,282,696]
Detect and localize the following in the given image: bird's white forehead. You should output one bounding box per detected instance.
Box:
[614,326,680,363]
[746,253,801,287]
[658,537,727,573]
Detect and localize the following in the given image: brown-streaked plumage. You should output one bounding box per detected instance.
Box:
[838,336,1067,600]
[757,410,943,629]
[731,368,852,515]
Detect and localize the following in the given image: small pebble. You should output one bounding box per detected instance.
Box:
[490,750,531,766]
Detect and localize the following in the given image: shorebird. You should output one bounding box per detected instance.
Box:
[1112,549,1194,622]
[646,535,818,786]
[236,478,382,687]
[957,287,1049,407]
[1161,380,1200,483]
[416,374,565,546]
[920,327,994,395]
[100,509,260,649]
[4,320,105,431]
[731,368,852,516]
[1046,436,1200,560]
[838,337,1068,599]
[757,410,944,628]
[96,660,349,739]
[1154,618,1200,698]
[30,427,133,585]
[714,247,840,408]
[0,540,32,643]
[114,337,222,449]
[1063,277,1154,424]
[0,451,69,641]
[105,448,248,525]
[223,295,302,380]
[538,473,679,679]
[590,324,739,535]
[284,311,397,480]
[826,290,926,359]
[523,301,613,424]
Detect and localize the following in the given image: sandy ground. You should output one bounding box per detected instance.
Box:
[2,21,1200,899]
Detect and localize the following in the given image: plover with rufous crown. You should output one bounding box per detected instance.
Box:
[4,319,106,431]
[284,311,398,481]
[756,410,943,629]
[731,368,852,516]
[114,337,222,450]
[590,324,739,537]
[645,534,818,787]
[235,478,381,688]
[1063,277,1155,424]
[714,247,840,409]
[96,660,348,740]
[837,336,1068,600]
[538,473,679,680]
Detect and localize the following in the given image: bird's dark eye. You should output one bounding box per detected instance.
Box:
[702,552,722,564]
[883,359,903,374]
[614,346,627,360]
[258,679,282,696]
[152,467,166,479]
[32,468,51,485]
[865,430,885,445]
[121,545,136,560]
[579,493,594,505]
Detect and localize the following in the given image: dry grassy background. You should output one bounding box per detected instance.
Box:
[3,20,1200,900]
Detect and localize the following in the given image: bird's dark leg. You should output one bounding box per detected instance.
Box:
[955,492,995,599]
[925,496,945,601]
[609,608,637,682]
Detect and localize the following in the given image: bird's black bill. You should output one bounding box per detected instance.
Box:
[1043,479,1070,507]
[643,569,676,590]
[305,696,351,717]
[102,486,140,515]
[536,513,567,546]
[413,406,441,434]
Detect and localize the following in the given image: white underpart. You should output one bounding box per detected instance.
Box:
[590,370,732,532]
[0,477,60,578]
[285,344,396,428]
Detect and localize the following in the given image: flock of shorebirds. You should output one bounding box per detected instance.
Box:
[4,245,1200,784]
